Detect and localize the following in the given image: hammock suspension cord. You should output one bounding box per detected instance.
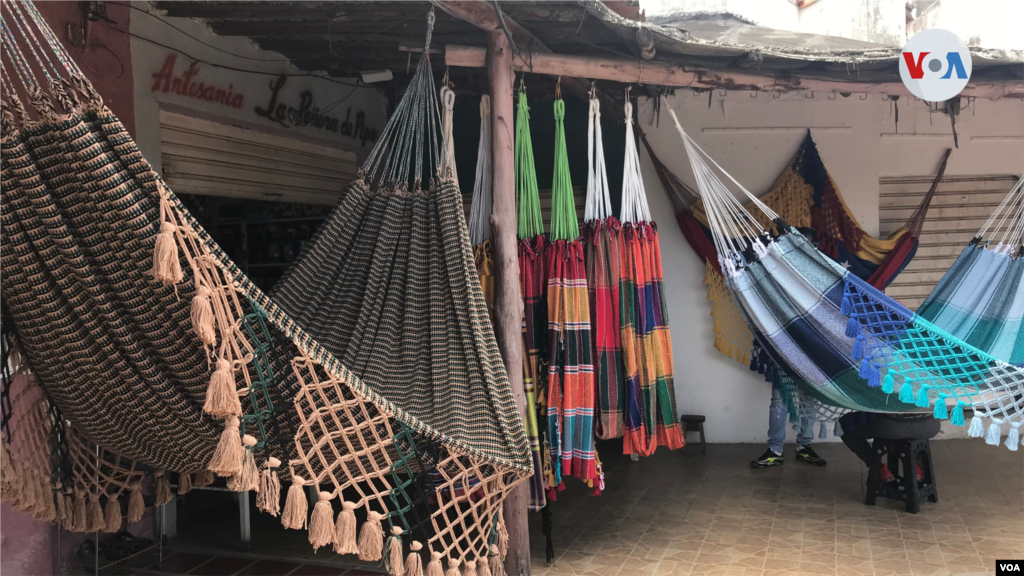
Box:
[469,95,493,245]
[584,86,612,223]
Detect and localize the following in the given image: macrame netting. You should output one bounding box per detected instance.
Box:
[667,100,1024,450]
[1,4,530,568]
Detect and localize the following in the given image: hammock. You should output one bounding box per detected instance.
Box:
[618,101,684,456]
[546,95,599,486]
[668,102,1024,451]
[469,95,495,321]
[641,129,948,368]
[1,5,529,569]
[582,92,624,443]
[514,86,549,511]
[917,177,1024,365]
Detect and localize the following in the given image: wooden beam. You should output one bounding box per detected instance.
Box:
[433,0,616,115]
[487,29,531,576]
[446,44,1024,100]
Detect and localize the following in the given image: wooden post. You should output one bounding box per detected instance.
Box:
[488,29,531,576]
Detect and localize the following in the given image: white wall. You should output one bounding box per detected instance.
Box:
[910,0,1024,50]
[638,90,1024,444]
[130,1,387,175]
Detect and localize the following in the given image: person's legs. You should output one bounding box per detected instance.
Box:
[840,430,874,467]
[795,415,827,466]
[751,387,787,468]
[767,387,787,455]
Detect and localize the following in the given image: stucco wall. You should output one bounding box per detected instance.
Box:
[638,90,1024,445]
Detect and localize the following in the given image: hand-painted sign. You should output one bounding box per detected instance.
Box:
[254,75,377,146]
[151,54,244,109]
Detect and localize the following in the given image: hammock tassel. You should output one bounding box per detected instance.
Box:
[833,421,844,437]
[881,373,895,394]
[62,489,75,530]
[104,496,121,533]
[152,221,183,284]
[1006,422,1020,451]
[178,472,193,495]
[915,385,931,408]
[867,365,880,388]
[845,315,859,338]
[204,358,242,418]
[462,560,478,576]
[55,483,68,526]
[932,395,948,420]
[405,541,425,576]
[358,510,384,561]
[127,482,145,523]
[308,492,335,551]
[818,421,828,439]
[227,435,259,492]
[840,294,852,316]
[968,414,984,438]
[208,416,243,477]
[899,382,916,404]
[985,422,1002,446]
[951,403,966,427]
[387,526,404,576]
[333,501,358,554]
[444,558,462,576]
[87,492,106,533]
[478,557,492,576]
[851,335,864,360]
[195,470,215,488]
[858,359,872,380]
[281,476,308,530]
[256,457,281,517]
[488,545,503,576]
[154,470,173,507]
[190,286,217,345]
[71,489,87,532]
[426,551,444,576]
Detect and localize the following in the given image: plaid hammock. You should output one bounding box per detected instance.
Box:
[618,101,683,455]
[917,177,1024,365]
[641,129,947,368]
[2,6,529,567]
[546,98,597,484]
[514,87,548,510]
[670,104,1024,451]
[582,94,625,442]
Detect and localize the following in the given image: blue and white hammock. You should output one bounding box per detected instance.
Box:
[667,103,1024,450]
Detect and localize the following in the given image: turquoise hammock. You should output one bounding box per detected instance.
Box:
[917,176,1024,365]
[667,102,1024,451]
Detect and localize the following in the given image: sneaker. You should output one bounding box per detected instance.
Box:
[750,449,784,469]
[878,463,895,483]
[796,446,827,466]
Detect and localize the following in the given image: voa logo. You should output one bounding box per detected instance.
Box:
[899,28,972,102]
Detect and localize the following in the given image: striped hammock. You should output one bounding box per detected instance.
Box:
[668,102,1024,451]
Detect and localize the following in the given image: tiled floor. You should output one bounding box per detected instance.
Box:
[528,439,1024,576]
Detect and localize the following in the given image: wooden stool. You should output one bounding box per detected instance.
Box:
[679,415,706,453]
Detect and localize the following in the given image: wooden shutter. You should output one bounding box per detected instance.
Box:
[880,174,1020,310]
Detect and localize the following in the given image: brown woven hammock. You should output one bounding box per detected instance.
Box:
[1,4,528,570]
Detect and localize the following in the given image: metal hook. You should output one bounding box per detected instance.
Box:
[555,75,561,99]
[750,91,758,98]
[589,80,596,99]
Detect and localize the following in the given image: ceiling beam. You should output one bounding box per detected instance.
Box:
[446,44,1024,100]
[432,1,619,117]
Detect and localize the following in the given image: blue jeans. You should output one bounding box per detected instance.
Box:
[768,387,813,454]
